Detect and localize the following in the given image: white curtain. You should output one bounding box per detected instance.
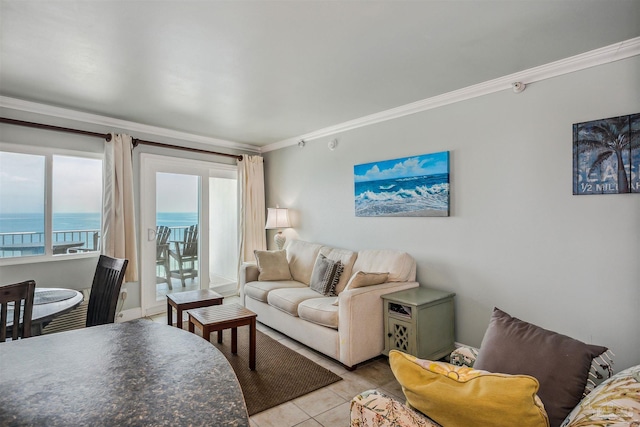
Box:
[237,155,266,286]
[102,133,138,282]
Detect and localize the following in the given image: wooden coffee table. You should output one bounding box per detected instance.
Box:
[188,303,257,370]
[166,289,223,330]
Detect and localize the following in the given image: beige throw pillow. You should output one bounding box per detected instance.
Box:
[254,250,292,281]
[346,271,389,289]
[332,271,389,305]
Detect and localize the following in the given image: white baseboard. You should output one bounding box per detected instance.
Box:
[454,341,476,350]
[116,308,143,323]
[211,282,239,297]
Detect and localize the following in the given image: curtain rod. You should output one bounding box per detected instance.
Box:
[0,117,244,161]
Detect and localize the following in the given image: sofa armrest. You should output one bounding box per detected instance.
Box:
[338,281,419,367]
[240,262,259,285]
[239,263,259,304]
[350,390,441,427]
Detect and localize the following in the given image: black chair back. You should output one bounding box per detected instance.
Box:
[0,280,36,342]
[86,255,128,327]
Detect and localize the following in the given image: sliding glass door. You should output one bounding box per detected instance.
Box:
[140,154,237,316]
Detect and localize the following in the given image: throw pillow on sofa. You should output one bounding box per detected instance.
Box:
[389,350,549,427]
[474,307,608,427]
[345,271,389,289]
[309,253,344,296]
[254,250,292,281]
[560,364,640,426]
[331,271,389,305]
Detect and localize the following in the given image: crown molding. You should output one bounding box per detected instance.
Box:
[0,96,262,153]
[263,37,640,152]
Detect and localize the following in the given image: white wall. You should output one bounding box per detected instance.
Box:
[263,56,640,371]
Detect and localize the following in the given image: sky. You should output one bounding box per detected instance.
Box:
[156,172,198,213]
[0,153,201,214]
[0,153,101,214]
[354,151,449,183]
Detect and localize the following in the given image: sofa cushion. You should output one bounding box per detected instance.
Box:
[298,297,339,329]
[390,350,549,427]
[560,364,640,427]
[319,246,357,294]
[244,280,306,302]
[474,308,607,427]
[254,250,292,281]
[267,287,324,316]
[309,253,344,296]
[353,250,416,282]
[286,240,323,285]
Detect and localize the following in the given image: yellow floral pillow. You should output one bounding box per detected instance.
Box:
[389,350,549,427]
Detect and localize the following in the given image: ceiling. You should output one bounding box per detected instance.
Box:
[1,1,639,149]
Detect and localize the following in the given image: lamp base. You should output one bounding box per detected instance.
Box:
[274,232,286,250]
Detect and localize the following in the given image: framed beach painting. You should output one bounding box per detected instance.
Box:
[354,151,450,217]
[573,113,640,195]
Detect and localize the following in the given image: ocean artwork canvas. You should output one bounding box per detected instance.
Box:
[573,113,640,195]
[354,151,450,217]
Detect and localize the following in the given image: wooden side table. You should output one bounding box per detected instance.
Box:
[188,303,258,370]
[382,287,455,360]
[166,289,223,329]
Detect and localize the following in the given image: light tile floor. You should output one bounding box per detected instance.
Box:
[150,295,404,427]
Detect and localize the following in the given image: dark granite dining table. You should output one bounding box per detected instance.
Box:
[0,319,249,426]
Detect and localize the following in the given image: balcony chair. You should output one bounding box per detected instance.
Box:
[155,225,172,289]
[0,280,36,342]
[86,255,128,327]
[169,224,198,288]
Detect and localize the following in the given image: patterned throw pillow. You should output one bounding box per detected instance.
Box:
[389,350,549,427]
[309,253,343,296]
[561,364,640,426]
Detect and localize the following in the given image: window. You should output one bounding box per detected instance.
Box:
[0,144,103,262]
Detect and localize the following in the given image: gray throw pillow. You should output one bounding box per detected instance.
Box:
[309,253,344,296]
[474,307,607,427]
[254,250,292,281]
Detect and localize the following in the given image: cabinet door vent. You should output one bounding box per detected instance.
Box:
[391,323,410,352]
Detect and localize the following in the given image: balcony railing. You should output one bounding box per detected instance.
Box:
[0,226,193,261]
[0,229,100,258]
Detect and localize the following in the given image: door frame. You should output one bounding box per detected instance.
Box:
[139,153,236,316]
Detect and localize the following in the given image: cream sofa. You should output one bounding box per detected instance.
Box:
[239,240,419,369]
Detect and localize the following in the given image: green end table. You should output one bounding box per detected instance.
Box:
[382,287,455,360]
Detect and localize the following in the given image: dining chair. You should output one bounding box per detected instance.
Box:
[155,225,172,289]
[169,224,199,287]
[86,255,128,327]
[0,280,36,342]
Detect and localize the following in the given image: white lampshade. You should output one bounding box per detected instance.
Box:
[265,207,291,250]
[265,208,291,230]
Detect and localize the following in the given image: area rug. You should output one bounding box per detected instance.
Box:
[210,327,342,415]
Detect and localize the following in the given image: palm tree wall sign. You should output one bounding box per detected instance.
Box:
[573,113,640,195]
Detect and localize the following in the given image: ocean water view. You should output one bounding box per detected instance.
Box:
[1,212,199,257]
[0,212,198,233]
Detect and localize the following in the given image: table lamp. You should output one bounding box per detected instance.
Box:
[265,207,291,250]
